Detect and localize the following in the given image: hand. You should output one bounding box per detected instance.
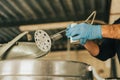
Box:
[66,23,102,45]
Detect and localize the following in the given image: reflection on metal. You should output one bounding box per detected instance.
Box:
[0,76,88,80]
[0,59,93,80]
[1,42,47,59]
[0,30,50,59]
[0,31,28,59]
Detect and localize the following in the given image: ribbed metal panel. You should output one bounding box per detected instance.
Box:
[0,0,111,26]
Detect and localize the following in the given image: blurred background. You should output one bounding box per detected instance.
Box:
[0,0,119,79]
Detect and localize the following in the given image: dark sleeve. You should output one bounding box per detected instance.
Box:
[113,18,120,24]
[95,39,116,61]
[95,18,120,61]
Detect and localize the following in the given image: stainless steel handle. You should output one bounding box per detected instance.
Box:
[0,31,28,59]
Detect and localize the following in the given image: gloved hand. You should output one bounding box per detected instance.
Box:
[66,23,102,45]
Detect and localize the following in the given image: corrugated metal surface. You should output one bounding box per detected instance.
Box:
[0,0,111,26]
[0,0,111,50]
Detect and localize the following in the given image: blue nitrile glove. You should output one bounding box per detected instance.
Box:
[79,38,87,45]
[66,23,102,45]
[66,24,87,45]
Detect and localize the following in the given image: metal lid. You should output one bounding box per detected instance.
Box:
[0,59,91,77]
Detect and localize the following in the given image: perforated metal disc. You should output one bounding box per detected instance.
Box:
[34,30,51,52]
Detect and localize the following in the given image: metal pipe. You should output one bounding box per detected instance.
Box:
[0,31,28,59]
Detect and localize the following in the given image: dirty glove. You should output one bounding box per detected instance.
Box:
[66,23,102,45]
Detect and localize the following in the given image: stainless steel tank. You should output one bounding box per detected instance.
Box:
[0,30,51,60]
[0,42,48,59]
[0,59,93,80]
[0,76,91,80]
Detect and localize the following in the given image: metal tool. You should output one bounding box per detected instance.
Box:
[34,11,97,53]
[34,29,66,56]
[34,30,52,53]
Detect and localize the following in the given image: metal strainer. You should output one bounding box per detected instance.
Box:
[34,30,52,52]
